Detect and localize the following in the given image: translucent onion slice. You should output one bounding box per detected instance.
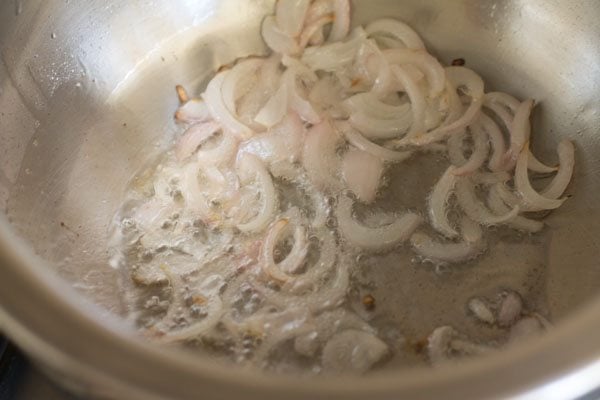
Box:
[341,123,413,163]
[484,91,520,113]
[455,177,520,225]
[514,143,566,211]
[181,162,221,225]
[390,65,426,137]
[365,18,425,49]
[541,139,575,199]
[342,148,385,203]
[383,48,446,97]
[452,120,490,176]
[528,151,559,174]
[221,58,264,119]
[261,15,301,56]
[478,113,506,172]
[284,229,337,293]
[343,92,409,120]
[428,166,459,238]
[488,184,544,233]
[153,272,224,343]
[503,99,534,168]
[253,82,288,128]
[348,109,412,140]
[410,217,484,264]
[202,71,253,139]
[283,69,321,124]
[262,218,309,283]
[322,330,389,373]
[328,0,351,42]
[175,98,212,123]
[235,153,278,232]
[196,130,239,166]
[301,27,368,71]
[402,67,484,146]
[298,15,335,49]
[446,128,468,167]
[336,194,422,251]
[275,0,311,37]
[175,121,221,162]
[303,120,342,191]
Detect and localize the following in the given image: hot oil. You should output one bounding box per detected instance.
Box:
[110,148,552,374]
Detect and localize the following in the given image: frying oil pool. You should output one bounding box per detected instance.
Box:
[109,150,549,374]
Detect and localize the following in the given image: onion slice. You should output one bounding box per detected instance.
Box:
[428,166,459,238]
[262,218,309,283]
[342,148,385,203]
[411,217,484,264]
[452,120,490,176]
[541,139,575,199]
[235,153,278,232]
[275,0,311,37]
[176,121,221,161]
[365,18,425,49]
[303,120,342,191]
[336,194,422,251]
[202,71,254,139]
[341,123,413,163]
[175,99,212,124]
[514,143,566,211]
[455,177,520,225]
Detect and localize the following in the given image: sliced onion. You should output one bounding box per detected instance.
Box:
[275,0,311,37]
[261,15,301,56]
[343,92,409,120]
[488,184,544,233]
[348,108,412,139]
[328,0,351,42]
[341,123,413,163]
[262,218,309,283]
[221,58,264,119]
[336,194,422,251]
[152,271,224,343]
[402,67,484,146]
[365,18,425,49]
[383,48,446,97]
[342,148,385,203]
[514,143,566,211]
[235,153,278,232]
[176,121,221,162]
[484,91,520,113]
[283,68,321,124]
[528,150,559,174]
[541,139,575,199]
[254,81,288,128]
[322,330,389,373]
[196,130,239,166]
[390,65,426,137]
[455,177,520,225]
[305,0,334,24]
[303,120,342,191]
[285,229,337,293]
[452,120,490,176]
[175,99,212,123]
[299,15,335,49]
[503,99,534,168]
[181,162,221,225]
[428,166,459,238]
[301,27,367,71]
[411,216,484,264]
[478,113,506,172]
[446,128,468,167]
[202,71,254,139]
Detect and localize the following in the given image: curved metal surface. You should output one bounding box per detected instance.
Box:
[0,0,599,399]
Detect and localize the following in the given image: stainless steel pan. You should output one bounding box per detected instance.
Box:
[1,0,599,398]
